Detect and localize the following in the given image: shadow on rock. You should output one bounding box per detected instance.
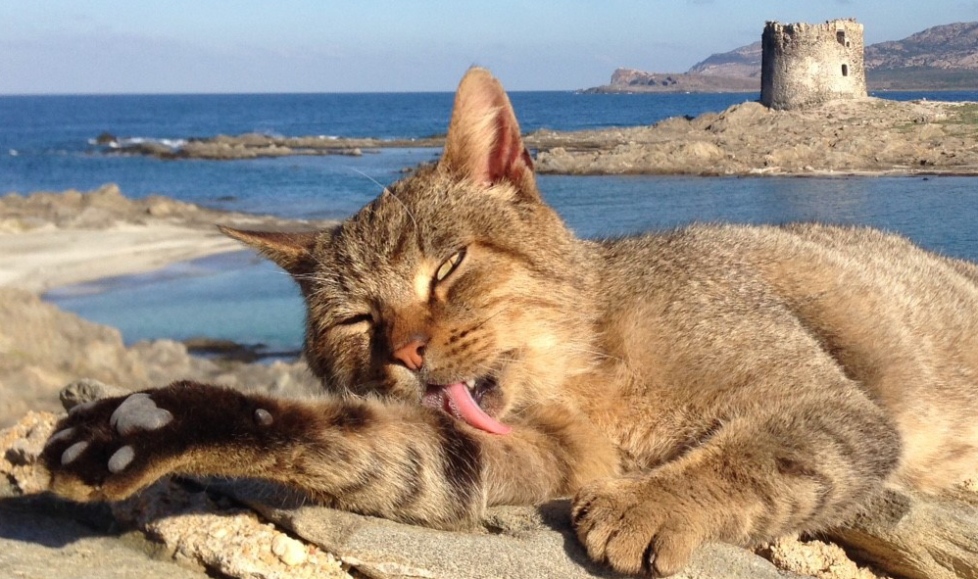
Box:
[0,493,118,548]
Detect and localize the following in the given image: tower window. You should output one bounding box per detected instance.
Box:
[837,31,846,45]
[842,64,849,77]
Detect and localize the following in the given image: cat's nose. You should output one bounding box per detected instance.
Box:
[393,338,427,371]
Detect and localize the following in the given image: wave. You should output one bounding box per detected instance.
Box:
[88,136,188,150]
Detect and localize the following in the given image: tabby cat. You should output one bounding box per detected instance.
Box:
[43,68,978,577]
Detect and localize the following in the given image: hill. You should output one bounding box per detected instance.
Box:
[580,68,757,94]
[687,41,762,78]
[587,22,978,92]
[866,21,978,89]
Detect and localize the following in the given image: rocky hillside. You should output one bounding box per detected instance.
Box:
[581,68,756,93]
[686,41,763,78]
[865,22,978,70]
[590,21,978,92]
[866,22,978,89]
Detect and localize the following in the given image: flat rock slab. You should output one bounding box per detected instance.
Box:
[251,497,809,579]
[0,499,208,579]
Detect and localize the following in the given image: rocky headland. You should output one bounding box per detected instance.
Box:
[2,187,978,578]
[100,97,978,177]
[578,67,758,94]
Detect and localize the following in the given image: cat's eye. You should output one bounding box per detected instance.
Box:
[336,313,373,327]
[435,248,466,283]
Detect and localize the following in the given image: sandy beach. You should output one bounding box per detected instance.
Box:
[0,184,334,294]
[0,222,242,293]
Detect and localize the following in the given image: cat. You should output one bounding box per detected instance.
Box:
[42,67,978,577]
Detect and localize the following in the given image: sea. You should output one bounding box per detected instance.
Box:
[2,89,977,355]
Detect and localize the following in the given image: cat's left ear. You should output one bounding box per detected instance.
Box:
[440,67,538,201]
[219,226,319,276]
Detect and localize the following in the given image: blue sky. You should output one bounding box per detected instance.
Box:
[2,1,977,94]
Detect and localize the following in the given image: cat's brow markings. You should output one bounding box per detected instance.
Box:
[414,265,434,301]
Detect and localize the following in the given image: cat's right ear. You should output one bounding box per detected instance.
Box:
[219,226,318,276]
[439,67,538,201]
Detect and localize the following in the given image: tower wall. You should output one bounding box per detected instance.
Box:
[760,19,867,110]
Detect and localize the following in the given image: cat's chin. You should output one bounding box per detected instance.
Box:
[421,378,511,435]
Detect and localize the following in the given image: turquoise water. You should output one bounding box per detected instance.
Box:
[3,90,977,353]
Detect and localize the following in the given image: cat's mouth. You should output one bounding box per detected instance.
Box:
[421,377,511,435]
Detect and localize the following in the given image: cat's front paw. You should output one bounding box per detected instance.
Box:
[41,389,182,502]
[572,475,712,577]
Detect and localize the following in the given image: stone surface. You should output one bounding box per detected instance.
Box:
[110,481,350,579]
[830,489,978,579]
[0,501,210,579]
[61,378,129,410]
[251,498,807,579]
[760,535,886,579]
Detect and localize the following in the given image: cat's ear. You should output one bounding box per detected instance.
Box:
[440,67,538,199]
[219,226,318,276]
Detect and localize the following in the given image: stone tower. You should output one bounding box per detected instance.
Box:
[760,19,867,110]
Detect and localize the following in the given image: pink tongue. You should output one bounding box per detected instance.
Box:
[444,382,511,435]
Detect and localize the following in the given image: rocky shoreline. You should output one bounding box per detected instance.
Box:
[98,97,978,177]
[2,187,977,578]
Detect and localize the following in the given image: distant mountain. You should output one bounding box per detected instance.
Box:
[587,22,978,92]
[865,22,978,69]
[865,22,978,89]
[687,42,762,78]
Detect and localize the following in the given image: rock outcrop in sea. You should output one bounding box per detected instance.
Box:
[531,97,978,176]
[92,98,978,177]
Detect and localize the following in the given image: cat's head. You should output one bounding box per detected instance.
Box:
[223,68,596,434]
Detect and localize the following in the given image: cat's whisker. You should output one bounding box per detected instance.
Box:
[351,167,420,233]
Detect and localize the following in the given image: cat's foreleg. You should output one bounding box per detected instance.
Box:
[571,396,902,576]
[42,380,615,529]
